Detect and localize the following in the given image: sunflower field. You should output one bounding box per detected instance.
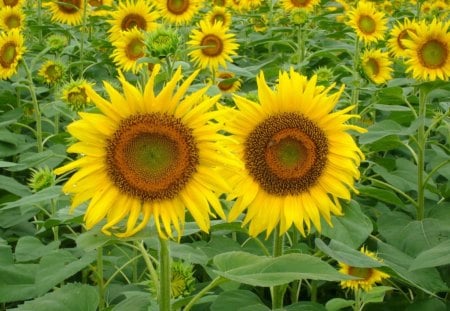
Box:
[0,0,449,310]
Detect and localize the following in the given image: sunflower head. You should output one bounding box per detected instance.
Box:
[112,27,147,73]
[217,71,241,93]
[281,0,320,12]
[28,167,56,192]
[250,14,268,32]
[88,0,113,17]
[339,247,390,292]
[61,79,94,111]
[290,8,309,25]
[205,5,232,28]
[346,1,387,44]
[44,0,85,26]
[0,28,25,80]
[38,60,65,85]
[146,27,179,58]
[0,5,24,31]
[313,66,334,84]
[0,0,24,8]
[155,0,202,25]
[361,48,393,84]
[387,18,419,58]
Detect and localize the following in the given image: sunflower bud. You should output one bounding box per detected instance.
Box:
[313,66,334,84]
[146,28,179,58]
[149,261,195,299]
[28,167,56,192]
[38,60,65,85]
[46,34,69,52]
[61,79,94,111]
[291,8,308,25]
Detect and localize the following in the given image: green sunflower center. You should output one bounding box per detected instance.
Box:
[167,0,189,15]
[358,15,376,35]
[245,112,328,196]
[364,58,380,76]
[0,42,17,68]
[67,87,88,108]
[348,267,373,280]
[106,113,199,202]
[121,14,147,31]
[57,0,81,14]
[419,39,448,69]
[125,38,145,60]
[5,14,20,29]
[45,64,63,82]
[201,34,224,57]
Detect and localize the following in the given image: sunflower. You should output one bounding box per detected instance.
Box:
[44,0,85,26]
[403,19,450,81]
[38,60,65,85]
[361,48,393,84]
[108,0,159,42]
[188,20,238,71]
[0,29,24,80]
[88,0,114,17]
[346,1,387,44]
[155,0,202,25]
[225,69,366,237]
[339,247,390,292]
[61,79,94,111]
[280,0,320,12]
[0,0,24,8]
[0,5,24,31]
[111,27,147,74]
[54,64,229,238]
[387,18,419,58]
[217,71,241,93]
[204,6,232,28]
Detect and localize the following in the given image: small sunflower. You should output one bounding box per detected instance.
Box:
[146,27,179,58]
[217,71,241,93]
[108,0,159,42]
[204,6,232,28]
[188,20,238,71]
[225,69,366,237]
[88,0,114,17]
[361,48,393,84]
[280,0,320,12]
[44,0,85,26]
[0,0,24,8]
[403,18,450,81]
[38,60,65,85]
[387,18,419,58]
[346,1,387,44]
[227,0,247,12]
[0,5,24,31]
[155,0,202,25]
[61,79,94,111]
[0,29,25,80]
[339,247,390,292]
[111,27,147,74]
[54,64,230,238]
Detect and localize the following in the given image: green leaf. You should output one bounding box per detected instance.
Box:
[0,205,39,228]
[1,186,63,210]
[357,185,405,208]
[360,286,393,304]
[320,201,373,248]
[111,291,153,311]
[210,290,269,311]
[410,239,450,270]
[325,298,354,311]
[405,298,447,311]
[359,120,416,145]
[14,236,60,262]
[285,302,327,311]
[0,175,31,197]
[213,252,352,287]
[9,283,98,311]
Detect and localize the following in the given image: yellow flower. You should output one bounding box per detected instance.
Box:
[88,0,114,17]
[346,1,387,44]
[155,0,202,25]
[54,65,229,238]
[280,0,320,12]
[61,79,94,111]
[0,0,24,8]
[225,69,366,237]
[38,60,65,85]
[111,27,147,74]
[339,247,390,292]
[204,6,232,28]
[217,71,241,93]
[0,29,24,80]
[387,18,419,58]
[44,0,85,26]
[188,20,238,71]
[361,48,393,84]
[108,0,159,42]
[0,5,24,31]
[403,19,450,81]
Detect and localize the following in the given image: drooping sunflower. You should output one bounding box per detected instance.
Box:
[108,0,159,42]
[0,0,24,8]
[44,0,85,26]
[0,5,24,31]
[155,0,202,25]
[111,27,147,74]
[54,64,229,238]
[61,79,94,111]
[217,71,241,93]
[0,29,24,80]
[361,48,393,84]
[403,18,450,81]
[38,60,65,85]
[188,20,238,71]
[346,1,387,44]
[204,6,232,28]
[339,247,390,292]
[225,69,366,237]
[280,0,320,12]
[387,18,419,58]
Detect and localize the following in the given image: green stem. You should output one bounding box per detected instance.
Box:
[423,159,450,186]
[51,199,59,241]
[354,288,363,311]
[22,60,43,153]
[137,241,160,301]
[79,0,88,76]
[159,237,171,311]
[271,227,285,309]
[351,37,360,117]
[367,177,418,208]
[417,87,427,220]
[297,24,305,72]
[184,277,228,311]
[37,0,43,44]
[97,247,106,311]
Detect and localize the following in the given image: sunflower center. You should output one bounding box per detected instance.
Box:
[45,64,63,81]
[121,14,147,31]
[106,113,199,202]
[365,58,380,76]
[201,34,223,57]
[397,28,414,50]
[4,0,18,6]
[419,39,447,69]
[5,14,20,29]
[67,87,88,106]
[245,112,328,196]
[348,267,373,280]
[0,42,17,68]
[357,15,376,34]
[214,0,225,6]
[57,0,81,14]
[211,13,225,24]
[217,73,234,91]
[167,0,189,15]
[291,0,310,7]
[88,0,103,6]
[125,38,145,60]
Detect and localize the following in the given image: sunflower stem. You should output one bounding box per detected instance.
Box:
[271,226,285,309]
[354,288,363,311]
[184,276,228,311]
[79,0,88,76]
[138,241,160,301]
[416,87,428,220]
[297,24,305,73]
[37,0,43,44]
[159,237,171,311]
[350,37,360,118]
[97,247,106,311]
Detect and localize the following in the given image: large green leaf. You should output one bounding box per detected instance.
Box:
[410,239,450,270]
[111,291,153,311]
[9,283,98,311]
[210,290,269,311]
[1,186,63,210]
[325,298,354,311]
[359,120,417,145]
[14,236,60,262]
[357,185,405,208]
[0,175,31,197]
[213,252,352,287]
